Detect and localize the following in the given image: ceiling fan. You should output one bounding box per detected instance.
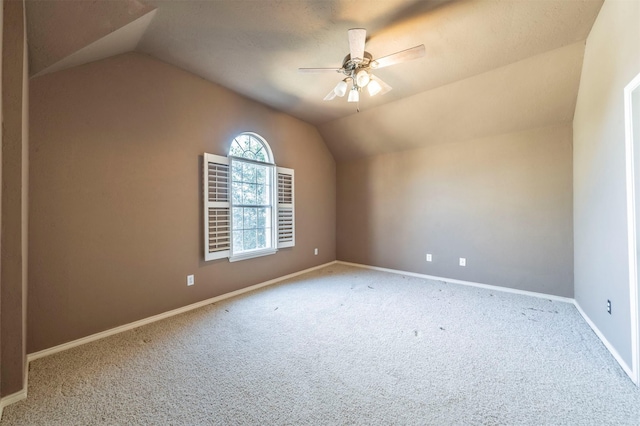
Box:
[299,28,425,105]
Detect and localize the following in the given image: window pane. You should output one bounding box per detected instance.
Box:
[242,183,257,204]
[243,162,257,183]
[257,228,266,248]
[232,162,243,182]
[229,140,244,157]
[256,184,268,205]
[254,148,266,162]
[257,207,266,228]
[249,138,266,160]
[232,182,243,204]
[233,231,244,252]
[244,208,257,230]
[243,229,257,250]
[232,207,243,230]
[256,167,266,185]
[238,135,250,152]
[248,137,259,153]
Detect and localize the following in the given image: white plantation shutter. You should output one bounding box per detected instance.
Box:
[277,167,295,248]
[204,153,231,261]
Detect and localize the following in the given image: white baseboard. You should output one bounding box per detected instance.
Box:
[0,370,28,420]
[28,260,337,362]
[336,261,574,303]
[573,300,636,383]
[0,389,27,409]
[337,260,639,385]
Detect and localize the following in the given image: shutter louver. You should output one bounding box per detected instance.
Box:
[277,167,295,248]
[204,153,231,260]
[208,207,230,253]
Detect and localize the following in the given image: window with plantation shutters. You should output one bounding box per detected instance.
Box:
[203,133,295,262]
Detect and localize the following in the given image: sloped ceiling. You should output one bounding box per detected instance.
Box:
[25,0,604,161]
[26,0,155,75]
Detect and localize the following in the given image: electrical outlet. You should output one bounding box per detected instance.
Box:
[426,254,432,262]
[314,248,318,255]
[187,275,195,286]
[607,299,611,314]
[459,258,466,267]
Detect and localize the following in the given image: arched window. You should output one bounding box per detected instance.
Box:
[203,133,295,262]
[229,133,273,163]
[229,133,275,258]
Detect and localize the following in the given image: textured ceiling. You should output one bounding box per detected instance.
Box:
[26,0,604,161]
[320,41,586,160]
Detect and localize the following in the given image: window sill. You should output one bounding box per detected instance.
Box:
[229,248,277,263]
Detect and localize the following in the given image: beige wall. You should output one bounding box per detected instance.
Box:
[337,124,573,296]
[28,52,336,353]
[573,0,640,369]
[1,0,28,398]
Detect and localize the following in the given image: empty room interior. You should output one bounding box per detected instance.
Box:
[1,0,640,423]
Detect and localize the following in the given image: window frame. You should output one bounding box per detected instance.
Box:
[227,154,278,262]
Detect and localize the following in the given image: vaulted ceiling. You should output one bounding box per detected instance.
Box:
[26,0,604,161]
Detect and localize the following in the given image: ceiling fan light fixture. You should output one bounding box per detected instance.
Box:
[355,69,370,87]
[301,28,424,107]
[334,79,348,97]
[367,79,382,97]
[348,87,359,103]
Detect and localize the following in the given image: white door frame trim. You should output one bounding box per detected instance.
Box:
[624,70,640,386]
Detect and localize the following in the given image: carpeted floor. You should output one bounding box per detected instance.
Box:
[2,264,640,425]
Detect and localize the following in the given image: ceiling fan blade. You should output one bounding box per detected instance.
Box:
[371,44,425,69]
[368,75,392,97]
[348,28,366,63]
[323,89,337,101]
[298,68,342,73]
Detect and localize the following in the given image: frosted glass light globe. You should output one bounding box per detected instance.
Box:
[355,69,370,87]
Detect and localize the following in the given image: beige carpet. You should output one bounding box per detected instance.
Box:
[2,264,640,425]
